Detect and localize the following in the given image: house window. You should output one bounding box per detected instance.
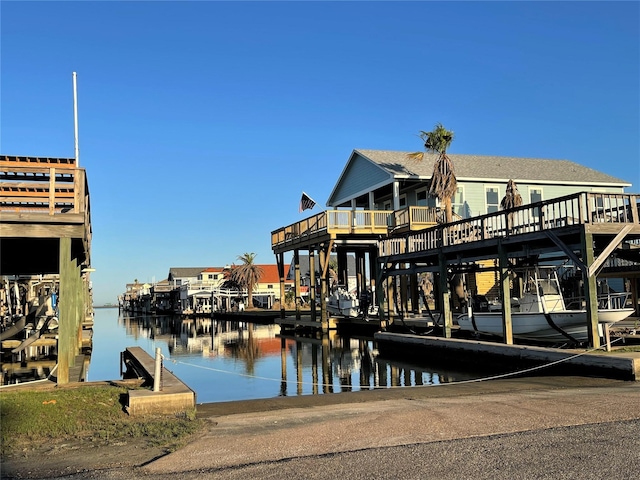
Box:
[530,188,542,204]
[416,188,428,206]
[530,188,543,219]
[399,194,407,208]
[383,200,392,210]
[486,187,499,214]
[452,187,465,218]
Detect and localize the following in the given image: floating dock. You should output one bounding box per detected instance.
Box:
[375,331,640,381]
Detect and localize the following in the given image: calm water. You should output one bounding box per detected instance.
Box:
[88,308,481,404]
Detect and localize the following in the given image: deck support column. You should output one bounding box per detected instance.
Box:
[368,246,377,294]
[410,271,419,313]
[581,230,600,348]
[337,249,348,288]
[438,251,452,338]
[294,250,301,321]
[400,266,408,314]
[498,242,513,344]
[356,250,366,295]
[631,278,639,318]
[277,253,286,319]
[309,248,317,322]
[319,244,329,331]
[58,237,81,384]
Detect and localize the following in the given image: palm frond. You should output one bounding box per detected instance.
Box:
[406,151,425,161]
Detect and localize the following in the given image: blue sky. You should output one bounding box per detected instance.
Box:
[1,1,638,305]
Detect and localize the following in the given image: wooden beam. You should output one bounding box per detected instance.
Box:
[438,251,452,338]
[321,239,334,278]
[588,225,633,277]
[309,249,317,322]
[58,237,71,384]
[581,230,600,348]
[499,242,513,345]
[0,223,85,238]
[544,229,586,271]
[294,249,301,321]
[277,253,285,319]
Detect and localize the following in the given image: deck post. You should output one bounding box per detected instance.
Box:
[309,248,317,322]
[438,251,452,338]
[319,244,329,331]
[631,278,639,318]
[368,246,377,294]
[400,266,408,314]
[337,249,348,287]
[581,229,601,348]
[410,271,419,313]
[294,249,301,320]
[277,253,285,319]
[498,242,513,344]
[58,237,81,384]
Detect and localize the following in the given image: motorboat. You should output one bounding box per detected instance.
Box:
[327,286,360,318]
[457,267,635,343]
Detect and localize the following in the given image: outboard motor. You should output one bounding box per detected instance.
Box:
[472,294,490,312]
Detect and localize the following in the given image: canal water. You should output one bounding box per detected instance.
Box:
[89,308,485,404]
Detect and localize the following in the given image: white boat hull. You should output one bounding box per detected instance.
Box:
[457,308,635,343]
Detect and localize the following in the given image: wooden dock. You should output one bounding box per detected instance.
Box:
[375,332,640,381]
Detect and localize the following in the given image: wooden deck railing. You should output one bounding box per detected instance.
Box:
[0,156,89,217]
[271,209,393,247]
[379,192,640,257]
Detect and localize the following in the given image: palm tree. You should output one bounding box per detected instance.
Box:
[500,179,523,230]
[231,253,264,309]
[500,179,523,210]
[408,123,457,223]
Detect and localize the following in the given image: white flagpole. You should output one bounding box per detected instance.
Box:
[73,72,80,167]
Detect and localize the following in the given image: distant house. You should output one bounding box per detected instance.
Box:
[287,254,358,296]
[327,149,631,218]
[167,267,222,314]
[252,264,293,308]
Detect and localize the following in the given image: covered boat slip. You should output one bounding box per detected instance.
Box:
[377,191,640,348]
[0,155,93,384]
[271,210,385,330]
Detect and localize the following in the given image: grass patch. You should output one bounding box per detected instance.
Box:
[0,385,204,456]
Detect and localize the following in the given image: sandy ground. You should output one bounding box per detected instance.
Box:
[2,376,640,479]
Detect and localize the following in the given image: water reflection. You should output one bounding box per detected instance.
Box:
[94,310,480,403]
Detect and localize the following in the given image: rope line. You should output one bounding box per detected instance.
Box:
[166,337,625,391]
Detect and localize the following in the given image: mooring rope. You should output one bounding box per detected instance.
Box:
[164,336,625,391]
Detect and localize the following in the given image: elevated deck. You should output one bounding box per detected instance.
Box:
[377,192,640,270]
[1,155,94,384]
[378,193,640,266]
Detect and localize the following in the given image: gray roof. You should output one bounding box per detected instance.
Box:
[168,267,208,280]
[355,149,630,185]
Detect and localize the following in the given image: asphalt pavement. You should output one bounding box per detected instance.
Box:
[20,375,640,480]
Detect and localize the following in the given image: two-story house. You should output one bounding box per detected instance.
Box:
[327,149,630,221]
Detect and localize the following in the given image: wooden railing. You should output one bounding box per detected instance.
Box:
[272,209,393,247]
[379,192,640,257]
[0,156,89,217]
[391,206,443,231]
